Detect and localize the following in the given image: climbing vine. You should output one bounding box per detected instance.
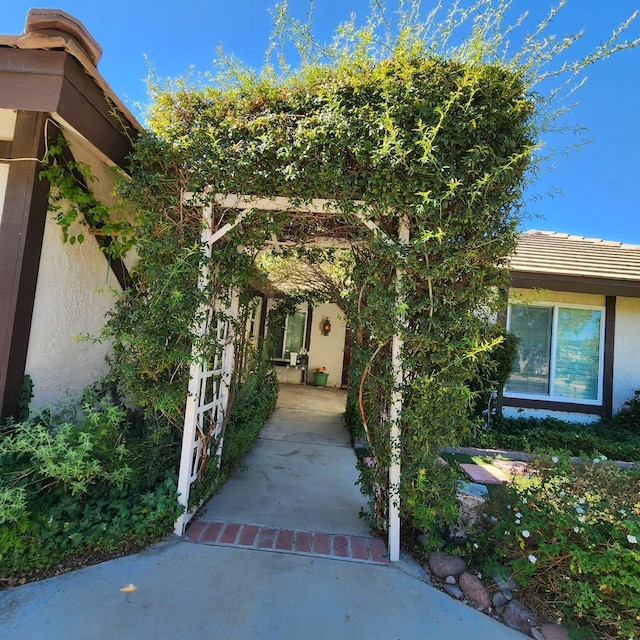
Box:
[50,1,639,539]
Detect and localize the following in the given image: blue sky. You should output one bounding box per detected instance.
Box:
[4,1,640,243]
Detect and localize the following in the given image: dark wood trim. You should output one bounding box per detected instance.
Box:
[304,303,313,352]
[502,397,604,416]
[0,140,12,158]
[0,111,49,418]
[0,48,136,168]
[602,296,616,419]
[257,293,268,353]
[510,271,640,298]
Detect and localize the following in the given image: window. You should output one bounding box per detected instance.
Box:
[505,303,605,404]
[268,311,307,361]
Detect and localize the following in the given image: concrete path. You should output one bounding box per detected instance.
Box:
[0,384,527,639]
[198,384,370,536]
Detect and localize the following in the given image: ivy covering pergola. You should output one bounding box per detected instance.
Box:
[107,9,556,561]
[174,195,409,562]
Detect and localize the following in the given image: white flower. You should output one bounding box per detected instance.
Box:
[619,509,627,516]
[515,520,521,526]
[522,530,530,538]
[551,456,559,463]
[593,458,601,464]
[559,491,566,497]
[578,516,586,523]
[48,515,54,524]
[477,573,483,579]
[515,512,523,519]
[473,543,479,549]
[521,497,528,505]
[507,505,511,510]
[578,498,585,505]
[528,554,537,564]
[628,535,638,544]
[573,526,580,533]
[575,506,585,515]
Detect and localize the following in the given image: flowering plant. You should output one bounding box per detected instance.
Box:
[315,366,327,373]
[485,454,640,639]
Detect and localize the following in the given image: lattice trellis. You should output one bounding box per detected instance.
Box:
[175,292,239,535]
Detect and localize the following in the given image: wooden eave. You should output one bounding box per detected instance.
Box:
[0,46,138,168]
[510,270,640,298]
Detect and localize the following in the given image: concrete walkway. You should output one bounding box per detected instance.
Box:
[0,384,527,640]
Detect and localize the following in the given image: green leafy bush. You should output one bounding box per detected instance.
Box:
[464,415,640,462]
[484,456,640,639]
[0,391,181,581]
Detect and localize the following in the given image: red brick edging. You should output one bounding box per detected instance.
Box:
[186,520,389,565]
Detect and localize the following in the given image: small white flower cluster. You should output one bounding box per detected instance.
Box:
[628,534,637,545]
[592,454,608,464]
[528,554,537,564]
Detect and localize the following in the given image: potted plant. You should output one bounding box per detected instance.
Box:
[313,366,329,386]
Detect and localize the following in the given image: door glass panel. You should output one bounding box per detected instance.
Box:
[284,312,306,358]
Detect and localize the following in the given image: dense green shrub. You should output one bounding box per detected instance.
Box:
[464,415,640,462]
[0,390,181,581]
[610,390,640,433]
[483,456,640,639]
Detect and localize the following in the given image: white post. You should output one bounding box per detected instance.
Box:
[388,216,410,562]
[175,206,213,535]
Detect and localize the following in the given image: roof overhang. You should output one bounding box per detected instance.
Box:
[510,270,640,298]
[0,46,138,168]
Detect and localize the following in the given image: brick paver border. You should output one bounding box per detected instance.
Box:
[186,520,389,565]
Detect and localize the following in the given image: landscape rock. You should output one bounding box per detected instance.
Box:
[443,584,463,599]
[458,571,491,610]
[492,591,509,608]
[540,623,571,640]
[502,589,514,601]
[531,628,545,640]
[492,568,518,592]
[445,575,457,585]
[503,599,538,634]
[428,552,468,578]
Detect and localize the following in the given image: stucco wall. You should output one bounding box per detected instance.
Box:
[612,296,640,413]
[0,163,8,225]
[307,302,346,388]
[510,288,605,306]
[24,214,122,410]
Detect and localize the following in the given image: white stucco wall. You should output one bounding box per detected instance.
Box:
[0,108,15,227]
[25,214,122,410]
[307,302,346,388]
[612,296,640,413]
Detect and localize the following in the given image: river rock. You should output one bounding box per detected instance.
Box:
[428,552,467,578]
[443,584,463,599]
[458,571,491,609]
[503,599,538,633]
[492,591,509,607]
[540,623,570,640]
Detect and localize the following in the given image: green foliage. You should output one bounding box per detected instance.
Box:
[0,390,181,580]
[17,375,33,422]
[464,414,640,462]
[130,0,637,541]
[484,456,640,639]
[39,135,137,258]
[610,390,640,433]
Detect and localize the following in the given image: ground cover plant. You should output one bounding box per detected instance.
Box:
[480,456,640,639]
[463,392,640,462]
[0,387,181,585]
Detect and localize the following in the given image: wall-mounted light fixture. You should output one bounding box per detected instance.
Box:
[321,318,332,336]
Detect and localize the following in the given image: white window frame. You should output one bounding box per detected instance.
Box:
[504,301,606,406]
[266,302,308,362]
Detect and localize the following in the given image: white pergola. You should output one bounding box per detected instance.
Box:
[174,194,408,562]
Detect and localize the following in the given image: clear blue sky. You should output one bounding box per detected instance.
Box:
[4,1,640,243]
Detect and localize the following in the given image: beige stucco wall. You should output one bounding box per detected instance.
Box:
[0,163,8,226]
[612,296,640,413]
[510,288,606,306]
[307,302,346,388]
[25,214,122,410]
